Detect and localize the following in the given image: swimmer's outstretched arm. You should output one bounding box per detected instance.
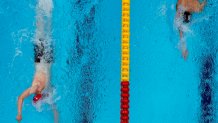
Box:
[178,29,188,60]
[193,0,207,12]
[51,104,59,123]
[16,88,33,122]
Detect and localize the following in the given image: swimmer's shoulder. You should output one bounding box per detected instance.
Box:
[177,0,183,4]
[176,0,184,10]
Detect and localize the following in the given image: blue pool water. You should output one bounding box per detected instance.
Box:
[0,0,218,123]
[131,0,218,122]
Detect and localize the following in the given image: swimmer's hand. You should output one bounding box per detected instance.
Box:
[178,39,188,60]
[202,0,207,7]
[203,0,207,5]
[200,0,207,11]
[16,114,22,122]
[182,49,188,60]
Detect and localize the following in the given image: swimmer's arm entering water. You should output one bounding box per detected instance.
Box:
[178,28,188,60]
[51,104,59,123]
[16,88,35,122]
[192,0,207,12]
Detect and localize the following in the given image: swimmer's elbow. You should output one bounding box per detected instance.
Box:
[194,7,203,13]
[198,2,206,12]
[17,96,23,107]
[193,2,205,12]
[18,96,23,102]
[18,94,26,102]
[18,96,21,100]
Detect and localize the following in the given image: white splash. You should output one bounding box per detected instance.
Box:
[15,48,23,57]
[33,0,56,112]
[8,29,32,76]
[35,0,53,63]
[191,15,210,24]
[38,0,53,17]
[33,87,60,112]
[174,16,193,35]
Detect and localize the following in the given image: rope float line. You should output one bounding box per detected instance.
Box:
[121,0,130,123]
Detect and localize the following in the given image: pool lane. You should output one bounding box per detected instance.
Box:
[200,54,216,123]
[199,0,218,122]
[130,0,209,122]
[73,4,97,122]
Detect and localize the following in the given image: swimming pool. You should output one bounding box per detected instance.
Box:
[0,0,218,123]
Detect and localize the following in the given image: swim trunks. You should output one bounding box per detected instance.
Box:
[34,38,53,63]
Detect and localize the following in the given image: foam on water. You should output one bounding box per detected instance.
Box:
[38,0,53,17]
[191,15,210,25]
[33,0,55,112]
[174,18,193,34]
[33,87,60,112]
[8,29,32,76]
[35,0,53,59]
[11,28,32,57]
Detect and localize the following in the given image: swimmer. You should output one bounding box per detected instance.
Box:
[16,38,57,122]
[176,0,206,60]
[16,0,57,122]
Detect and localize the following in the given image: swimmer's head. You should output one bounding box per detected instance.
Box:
[33,93,42,103]
[33,93,49,103]
[183,11,191,23]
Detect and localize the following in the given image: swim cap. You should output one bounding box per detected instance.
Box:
[33,94,42,103]
[183,11,191,23]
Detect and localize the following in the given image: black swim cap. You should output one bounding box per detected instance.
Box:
[183,11,191,23]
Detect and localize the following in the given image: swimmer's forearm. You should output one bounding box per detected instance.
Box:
[200,0,206,10]
[52,104,59,123]
[17,88,30,116]
[17,96,23,115]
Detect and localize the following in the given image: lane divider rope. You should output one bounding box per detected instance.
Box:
[121,0,130,123]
